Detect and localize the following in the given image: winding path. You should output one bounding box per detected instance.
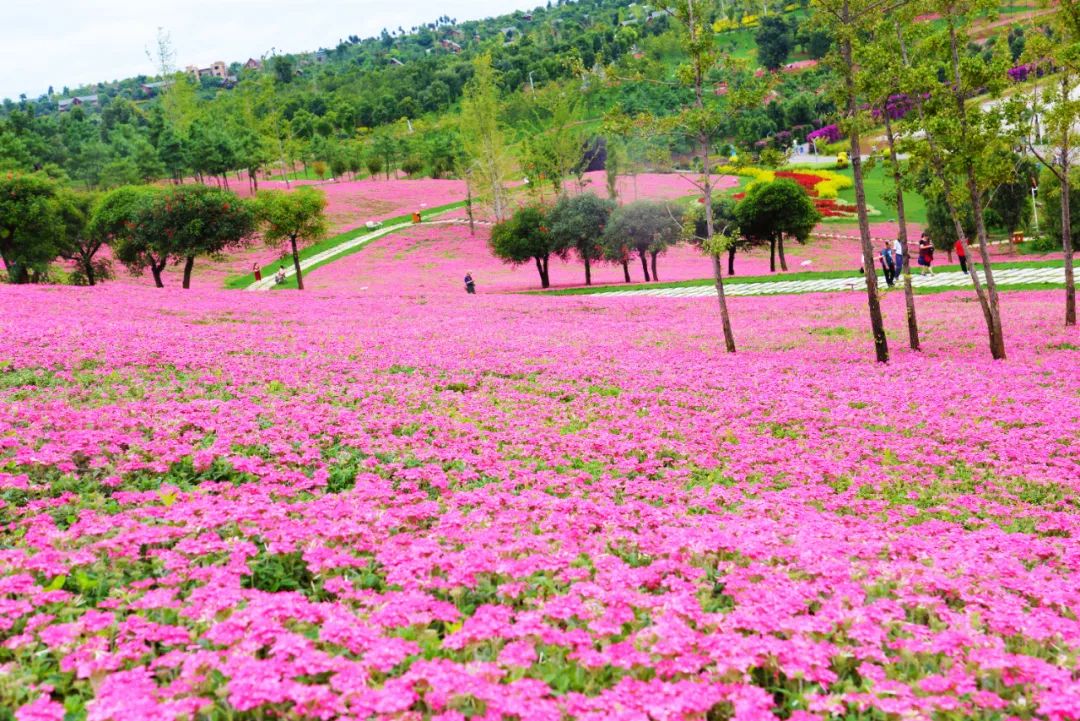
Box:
[245,216,486,291]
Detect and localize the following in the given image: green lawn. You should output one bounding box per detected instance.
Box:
[225,201,466,289]
[533,258,1065,296]
[830,164,928,226]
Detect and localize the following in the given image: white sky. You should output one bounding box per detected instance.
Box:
[0,0,543,101]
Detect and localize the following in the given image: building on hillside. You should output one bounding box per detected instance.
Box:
[58,94,99,112]
[315,50,329,64]
[139,80,173,97]
[439,38,462,53]
[389,57,405,66]
[501,26,519,42]
[244,58,263,71]
[186,61,228,81]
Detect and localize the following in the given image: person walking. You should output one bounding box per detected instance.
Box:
[918,233,935,275]
[464,272,476,294]
[893,237,904,275]
[253,262,262,282]
[955,238,968,274]
[879,242,896,287]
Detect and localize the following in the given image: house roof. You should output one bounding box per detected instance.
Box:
[58,94,98,109]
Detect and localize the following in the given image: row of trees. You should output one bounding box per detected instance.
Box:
[0,173,328,289]
[489,177,821,288]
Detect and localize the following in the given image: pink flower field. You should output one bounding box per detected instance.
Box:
[1,281,1078,720]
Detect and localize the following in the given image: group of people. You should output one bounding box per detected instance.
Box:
[878,232,970,286]
[252,262,289,285]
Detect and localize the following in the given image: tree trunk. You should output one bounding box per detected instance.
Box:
[946,20,1004,359]
[901,21,995,357]
[1059,79,1076,326]
[777,233,788,271]
[728,244,736,275]
[584,254,592,286]
[686,0,734,352]
[621,260,631,283]
[84,259,96,286]
[639,249,651,281]
[650,251,658,281]
[884,110,919,351]
[151,264,164,288]
[542,255,550,288]
[182,255,195,289]
[290,236,304,290]
[843,30,888,363]
[769,236,776,272]
[1062,152,1076,325]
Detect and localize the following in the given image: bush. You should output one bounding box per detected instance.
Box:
[311,160,329,180]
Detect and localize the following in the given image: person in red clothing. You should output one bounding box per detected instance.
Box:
[955,238,968,274]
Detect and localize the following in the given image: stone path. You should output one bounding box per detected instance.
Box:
[589,266,1066,298]
[246,215,482,291]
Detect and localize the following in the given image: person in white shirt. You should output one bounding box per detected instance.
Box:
[893,237,905,275]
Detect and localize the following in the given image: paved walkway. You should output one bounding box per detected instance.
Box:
[590,266,1066,298]
[246,215,482,291]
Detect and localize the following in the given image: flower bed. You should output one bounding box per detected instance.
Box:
[0,285,1078,720]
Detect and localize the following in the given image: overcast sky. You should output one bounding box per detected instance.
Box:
[0,0,544,101]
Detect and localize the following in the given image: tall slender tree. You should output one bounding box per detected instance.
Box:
[1020,7,1080,326]
[813,0,898,363]
[460,54,513,222]
[858,13,922,350]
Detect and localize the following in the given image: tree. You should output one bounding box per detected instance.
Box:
[521,84,587,197]
[255,187,328,290]
[132,185,255,288]
[55,190,112,286]
[602,200,683,282]
[691,196,746,275]
[654,0,759,352]
[859,13,921,350]
[913,0,1011,358]
[1042,168,1080,258]
[985,154,1036,236]
[924,190,975,261]
[735,178,820,272]
[106,186,170,287]
[489,204,560,288]
[548,192,615,285]
[813,0,894,363]
[757,16,793,70]
[460,54,513,221]
[1021,10,1080,326]
[0,173,59,284]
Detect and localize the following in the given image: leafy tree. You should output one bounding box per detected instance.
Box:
[460,54,513,221]
[985,155,1037,235]
[99,157,142,189]
[735,178,820,272]
[653,0,761,352]
[489,204,560,288]
[521,84,587,197]
[602,200,683,282]
[100,186,170,287]
[255,187,328,290]
[924,191,975,261]
[858,10,921,351]
[0,173,59,283]
[55,190,112,285]
[548,192,615,285]
[813,0,892,362]
[690,196,746,275]
[1021,11,1080,325]
[131,185,254,288]
[757,16,793,70]
[1041,167,1080,258]
[913,0,1013,359]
